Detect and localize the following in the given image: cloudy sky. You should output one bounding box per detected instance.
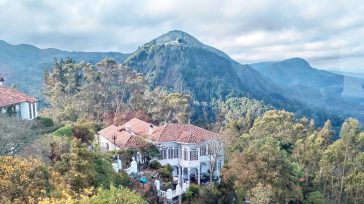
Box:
[0,0,363,73]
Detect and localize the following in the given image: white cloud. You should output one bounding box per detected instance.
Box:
[0,0,363,72]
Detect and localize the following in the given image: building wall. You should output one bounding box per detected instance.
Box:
[98,134,120,151]
[1,102,37,120]
[98,134,224,178]
[20,102,31,119]
[158,142,180,166]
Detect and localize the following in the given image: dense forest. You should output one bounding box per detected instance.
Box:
[0,58,363,204]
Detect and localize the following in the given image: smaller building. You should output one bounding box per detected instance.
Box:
[0,79,38,120]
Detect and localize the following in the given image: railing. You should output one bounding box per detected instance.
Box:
[158,190,179,199]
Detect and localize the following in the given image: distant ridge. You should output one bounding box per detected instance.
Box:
[0,40,128,97]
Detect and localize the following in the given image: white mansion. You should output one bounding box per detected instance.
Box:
[97,118,224,185]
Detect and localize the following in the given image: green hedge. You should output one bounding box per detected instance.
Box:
[52,125,73,137]
[35,116,54,128]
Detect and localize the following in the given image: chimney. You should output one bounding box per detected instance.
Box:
[148,124,154,135]
[125,123,132,135]
[0,76,4,86]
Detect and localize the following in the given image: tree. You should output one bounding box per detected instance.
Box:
[294,120,334,194]
[54,139,97,193]
[138,140,160,167]
[249,110,309,148]
[39,185,146,204]
[319,118,363,203]
[250,183,274,204]
[223,137,302,203]
[303,191,326,204]
[43,58,147,123]
[205,137,224,187]
[79,185,147,204]
[144,88,192,124]
[0,156,62,203]
[214,97,272,133]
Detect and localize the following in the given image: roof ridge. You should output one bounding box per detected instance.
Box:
[188,130,192,143]
[156,124,168,142]
[188,123,219,136]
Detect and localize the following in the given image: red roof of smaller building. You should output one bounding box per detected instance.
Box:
[0,86,37,107]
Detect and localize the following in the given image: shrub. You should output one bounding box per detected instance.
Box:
[157,165,172,181]
[73,125,94,143]
[79,185,147,204]
[149,160,161,169]
[0,156,58,202]
[35,116,54,128]
[184,184,200,202]
[52,125,73,137]
[303,191,325,204]
[199,186,222,204]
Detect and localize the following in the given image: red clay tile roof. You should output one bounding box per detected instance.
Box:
[0,86,36,107]
[98,125,136,148]
[154,124,220,144]
[98,118,221,149]
[120,118,153,136]
[98,118,153,149]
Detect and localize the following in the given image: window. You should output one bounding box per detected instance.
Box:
[160,148,167,160]
[184,148,188,161]
[173,147,179,158]
[190,148,198,160]
[200,145,207,156]
[168,148,173,159]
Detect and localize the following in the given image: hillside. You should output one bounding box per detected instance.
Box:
[0,40,127,98]
[250,58,364,122]
[332,71,364,80]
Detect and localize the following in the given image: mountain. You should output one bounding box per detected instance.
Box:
[123,30,291,106]
[0,31,360,125]
[250,58,364,122]
[251,58,343,89]
[331,71,364,80]
[0,40,127,98]
[122,31,346,125]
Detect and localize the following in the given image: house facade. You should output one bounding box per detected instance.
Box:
[97,118,224,185]
[0,79,37,120]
